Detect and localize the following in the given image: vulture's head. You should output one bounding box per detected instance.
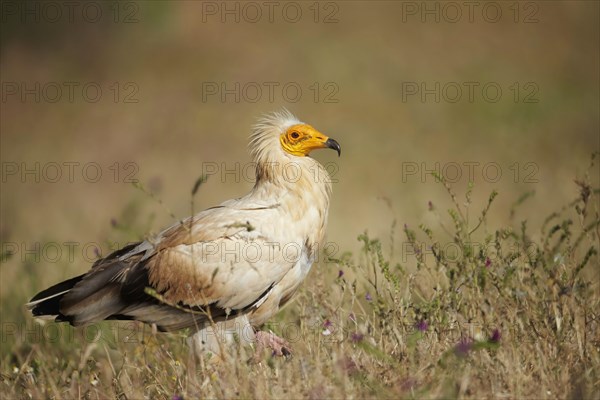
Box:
[250,110,341,166]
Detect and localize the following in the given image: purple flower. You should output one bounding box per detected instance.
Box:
[454,338,473,357]
[365,293,372,301]
[172,395,183,400]
[338,269,344,278]
[428,201,434,211]
[415,320,428,332]
[489,329,501,343]
[351,332,364,343]
[323,319,332,328]
[485,257,491,268]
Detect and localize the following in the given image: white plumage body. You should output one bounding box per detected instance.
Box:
[28,110,340,357]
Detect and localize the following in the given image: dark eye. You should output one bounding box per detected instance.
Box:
[290,132,300,139]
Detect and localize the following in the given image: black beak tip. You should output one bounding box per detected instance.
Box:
[326,138,341,157]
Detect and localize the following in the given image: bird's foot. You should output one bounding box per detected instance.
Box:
[253,330,292,361]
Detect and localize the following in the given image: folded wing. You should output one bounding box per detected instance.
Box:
[28,205,296,332]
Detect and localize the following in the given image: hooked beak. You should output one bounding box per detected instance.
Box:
[325,138,341,157]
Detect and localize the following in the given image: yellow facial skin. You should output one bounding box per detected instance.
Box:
[280,124,341,157]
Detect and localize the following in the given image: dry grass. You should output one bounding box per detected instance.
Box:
[2,155,598,399]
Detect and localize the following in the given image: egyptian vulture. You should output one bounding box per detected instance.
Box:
[27,110,340,358]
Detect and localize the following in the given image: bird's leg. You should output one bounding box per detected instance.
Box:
[253,329,292,360]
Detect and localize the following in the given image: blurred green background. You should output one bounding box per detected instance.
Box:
[1,1,598,330]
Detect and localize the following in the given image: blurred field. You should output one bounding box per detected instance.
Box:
[1,1,599,399]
